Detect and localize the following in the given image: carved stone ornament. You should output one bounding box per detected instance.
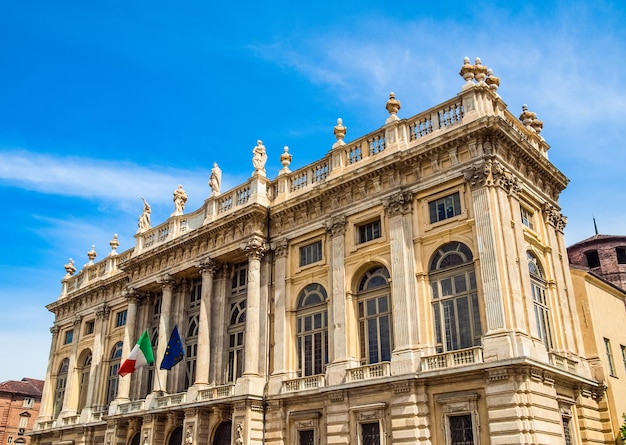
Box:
[197,258,219,276]
[543,203,567,233]
[325,214,346,237]
[463,159,521,195]
[385,92,401,116]
[64,258,77,277]
[241,236,268,259]
[383,191,413,217]
[270,238,288,257]
[157,273,176,289]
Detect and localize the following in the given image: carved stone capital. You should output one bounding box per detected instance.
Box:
[95,305,111,320]
[124,287,142,304]
[197,258,219,276]
[50,325,60,337]
[73,316,83,327]
[270,238,289,258]
[158,273,176,290]
[543,203,567,232]
[241,236,268,260]
[383,191,413,217]
[464,159,520,195]
[325,215,346,237]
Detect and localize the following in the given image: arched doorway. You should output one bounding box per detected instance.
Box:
[129,432,140,445]
[168,427,183,445]
[213,421,232,445]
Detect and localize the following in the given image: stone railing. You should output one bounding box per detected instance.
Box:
[36,420,56,430]
[420,347,483,371]
[347,362,391,382]
[282,375,326,393]
[549,352,578,374]
[117,400,145,414]
[155,392,186,408]
[196,384,235,401]
[61,415,81,426]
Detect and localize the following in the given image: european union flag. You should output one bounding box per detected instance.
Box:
[160,325,184,370]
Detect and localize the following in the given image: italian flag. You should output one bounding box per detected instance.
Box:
[118,331,154,377]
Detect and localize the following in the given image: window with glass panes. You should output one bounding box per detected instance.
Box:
[296,283,328,376]
[228,299,246,382]
[429,192,461,224]
[77,352,91,413]
[53,358,69,418]
[448,414,474,445]
[106,342,123,405]
[357,219,382,244]
[430,242,482,353]
[604,338,616,377]
[298,430,315,445]
[361,422,381,445]
[528,252,552,348]
[299,240,323,266]
[358,266,392,364]
[520,206,534,230]
[185,314,199,388]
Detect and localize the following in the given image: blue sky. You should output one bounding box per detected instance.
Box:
[1,1,625,382]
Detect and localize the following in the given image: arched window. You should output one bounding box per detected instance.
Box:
[77,351,92,413]
[296,283,328,376]
[528,252,552,348]
[429,242,482,353]
[106,342,123,405]
[357,266,392,364]
[227,282,246,383]
[52,358,69,418]
[185,314,199,388]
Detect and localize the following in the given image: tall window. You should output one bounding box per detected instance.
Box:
[361,422,381,445]
[520,206,534,230]
[228,263,247,383]
[185,314,199,388]
[528,252,552,348]
[228,300,246,382]
[430,243,481,353]
[115,310,127,327]
[64,330,73,345]
[357,219,382,244]
[604,338,616,377]
[77,351,92,413]
[358,266,392,364]
[52,358,69,418]
[189,279,202,309]
[616,247,626,265]
[621,345,626,372]
[296,283,328,376]
[429,192,461,224]
[106,342,123,405]
[448,414,474,445]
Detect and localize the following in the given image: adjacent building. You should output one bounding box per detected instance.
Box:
[32,58,612,445]
[0,378,44,445]
[568,234,626,292]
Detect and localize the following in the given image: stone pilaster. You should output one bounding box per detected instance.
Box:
[36,325,60,423]
[194,259,218,387]
[268,238,291,394]
[211,264,230,385]
[155,275,175,392]
[383,191,421,374]
[60,315,83,417]
[117,290,141,400]
[238,236,267,395]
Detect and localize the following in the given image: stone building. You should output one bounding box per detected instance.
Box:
[0,378,44,445]
[568,234,626,292]
[32,58,610,445]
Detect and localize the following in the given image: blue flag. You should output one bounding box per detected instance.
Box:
[160,325,184,370]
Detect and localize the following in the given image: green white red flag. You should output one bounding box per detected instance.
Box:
[118,330,154,377]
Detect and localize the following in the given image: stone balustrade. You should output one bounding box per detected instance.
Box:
[347,362,391,382]
[282,375,326,393]
[420,347,484,371]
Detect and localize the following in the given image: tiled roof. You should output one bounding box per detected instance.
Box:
[0,378,44,397]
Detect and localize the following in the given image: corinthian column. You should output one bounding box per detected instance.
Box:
[194,259,218,386]
[117,290,141,400]
[155,275,175,392]
[241,236,267,377]
[37,325,60,423]
[383,191,420,374]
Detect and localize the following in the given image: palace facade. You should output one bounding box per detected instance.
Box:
[32,58,613,445]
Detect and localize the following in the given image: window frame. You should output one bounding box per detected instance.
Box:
[356,219,382,245]
[84,320,95,336]
[299,240,323,267]
[520,206,535,230]
[350,403,387,445]
[428,191,462,225]
[22,398,34,408]
[296,283,328,377]
[357,267,392,365]
[528,252,552,349]
[616,247,626,265]
[436,392,480,445]
[106,342,123,405]
[604,337,617,377]
[64,329,73,345]
[115,310,127,328]
[429,243,482,353]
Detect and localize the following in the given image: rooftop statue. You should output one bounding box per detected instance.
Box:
[209,162,222,195]
[172,184,188,216]
[252,140,268,175]
[138,197,151,232]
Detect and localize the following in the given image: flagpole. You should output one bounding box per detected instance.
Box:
[155,367,163,394]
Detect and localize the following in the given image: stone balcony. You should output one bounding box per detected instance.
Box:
[420,347,484,371]
[282,374,326,393]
